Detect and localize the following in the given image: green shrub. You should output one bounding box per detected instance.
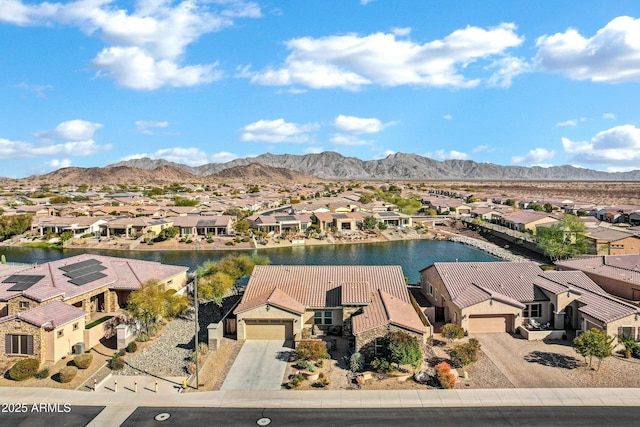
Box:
[350,352,365,372]
[295,340,329,361]
[441,323,465,343]
[449,343,479,367]
[35,367,50,379]
[110,355,124,370]
[289,372,305,388]
[126,342,137,353]
[371,357,394,373]
[9,358,40,381]
[317,371,330,387]
[58,366,78,383]
[380,331,423,369]
[117,349,126,357]
[136,332,149,342]
[467,338,481,350]
[297,360,316,372]
[73,353,93,369]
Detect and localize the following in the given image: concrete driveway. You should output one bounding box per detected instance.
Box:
[471,333,580,388]
[221,340,292,391]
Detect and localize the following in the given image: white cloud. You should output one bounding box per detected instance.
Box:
[334,115,386,134]
[45,158,72,169]
[392,27,411,37]
[487,56,529,88]
[37,119,103,140]
[472,144,494,153]
[13,82,53,98]
[304,146,324,154]
[535,16,640,83]
[555,119,577,127]
[135,120,170,135]
[443,114,453,120]
[0,138,111,159]
[329,135,372,146]
[1,0,261,90]
[512,148,556,164]
[373,149,396,160]
[240,119,318,143]
[245,23,524,90]
[603,113,616,119]
[562,124,640,168]
[425,149,469,160]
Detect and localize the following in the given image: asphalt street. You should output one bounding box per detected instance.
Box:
[120,406,640,427]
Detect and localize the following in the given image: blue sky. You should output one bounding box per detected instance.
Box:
[2,0,640,178]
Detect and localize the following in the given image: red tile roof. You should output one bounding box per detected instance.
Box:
[556,255,640,286]
[352,289,427,334]
[0,301,86,329]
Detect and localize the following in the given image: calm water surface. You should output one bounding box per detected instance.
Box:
[0,239,497,284]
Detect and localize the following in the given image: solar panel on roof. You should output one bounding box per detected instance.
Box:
[69,272,107,286]
[333,213,348,219]
[4,275,45,291]
[62,264,106,280]
[59,258,101,273]
[275,215,297,221]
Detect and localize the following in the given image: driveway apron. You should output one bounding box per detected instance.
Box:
[471,333,577,388]
[221,340,292,391]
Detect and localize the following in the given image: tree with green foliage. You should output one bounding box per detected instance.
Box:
[234,219,250,235]
[543,203,553,213]
[528,202,544,212]
[363,215,378,230]
[0,214,33,238]
[173,196,199,206]
[59,230,74,243]
[537,213,588,261]
[48,195,72,204]
[441,323,465,343]
[385,331,423,370]
[197,254,269,305]
[358,192,376,204]
[223,207,252,220]
[144,187,164,197]
[573,328,614,370]
[126,279,168,335]
[157,226,180,241]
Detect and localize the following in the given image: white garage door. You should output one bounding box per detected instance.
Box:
[245,319,293,340]
[468,315,512,333]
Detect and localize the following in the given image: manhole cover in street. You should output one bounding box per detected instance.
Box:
[155,413,171,421]
[257,417,271,426]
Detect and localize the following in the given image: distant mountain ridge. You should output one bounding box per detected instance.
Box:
[111,152,640,181]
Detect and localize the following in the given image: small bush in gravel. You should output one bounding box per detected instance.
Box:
[449,343,479,367]
[74,353,93,369]
[126,342,137,353]
[185,361,197,375]
[136,332,149,342]
[350,352,365,372]
[435,362,456,389]
[198,343,209,355]
[289,373,304,389]
[371,357,394,374]
[297,360,316,372]
[317,372,330,388]
[35,367,50,379]
[110,355,125,371]
[295,340,329,361]
[441,323,465,344]
[189,350,204,365]
[117,349,126,357]
[58,366,78,383]
[468,338,481,350]
[9,358,40,381]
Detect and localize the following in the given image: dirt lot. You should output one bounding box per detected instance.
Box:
[428,180,640,206]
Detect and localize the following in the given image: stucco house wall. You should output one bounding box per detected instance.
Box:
[46,318,86,363]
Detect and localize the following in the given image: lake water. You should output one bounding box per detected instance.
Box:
[0,239,498,284]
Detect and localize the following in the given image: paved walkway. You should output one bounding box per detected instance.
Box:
[221,340,292,391]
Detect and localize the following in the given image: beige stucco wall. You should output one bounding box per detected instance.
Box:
[162,271,188,292]
[558,267,640,301]
[460,299,523,332]
[610,237,640,255]
[236,305,302,339]
[7,296,43,316]
[45,318,86,363]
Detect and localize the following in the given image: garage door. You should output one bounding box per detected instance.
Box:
[468,315,512,333]
[245,319,293,340]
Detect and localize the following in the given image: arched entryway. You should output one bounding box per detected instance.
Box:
[564,305,574,329]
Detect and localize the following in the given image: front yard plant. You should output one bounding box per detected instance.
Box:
[295,340,329,361]
[58,366,78,383]
[9,358,40,381]
[441,323,465,344]
[434,361,456,389]
[449,339,481,367]
[110,354,125,371]
[73,353,93,369]
[349,352,365,372]
[573,328,614,370]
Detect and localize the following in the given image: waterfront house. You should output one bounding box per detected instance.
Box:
[0,254,188,365]
[420,261,640,341]
[234,265,430,361]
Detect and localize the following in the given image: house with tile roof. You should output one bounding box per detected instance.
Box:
[555,255,640,301]
[420,261,640,342]
[234,265,430,361]
[0,254,188,365]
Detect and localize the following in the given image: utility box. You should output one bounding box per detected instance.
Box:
[73,342,85,354]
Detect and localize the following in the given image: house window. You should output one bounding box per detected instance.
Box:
[620,326,635,339]
[19,301,29,309]
[374,337,384,355]
[427,283,433,296]
[314,311,332,325]
[57,330,64,338]
[524,303,542,318]
[6,334,33,355]
[73,323,79,331]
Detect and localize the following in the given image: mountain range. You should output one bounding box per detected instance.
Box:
[110,152,640,181]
